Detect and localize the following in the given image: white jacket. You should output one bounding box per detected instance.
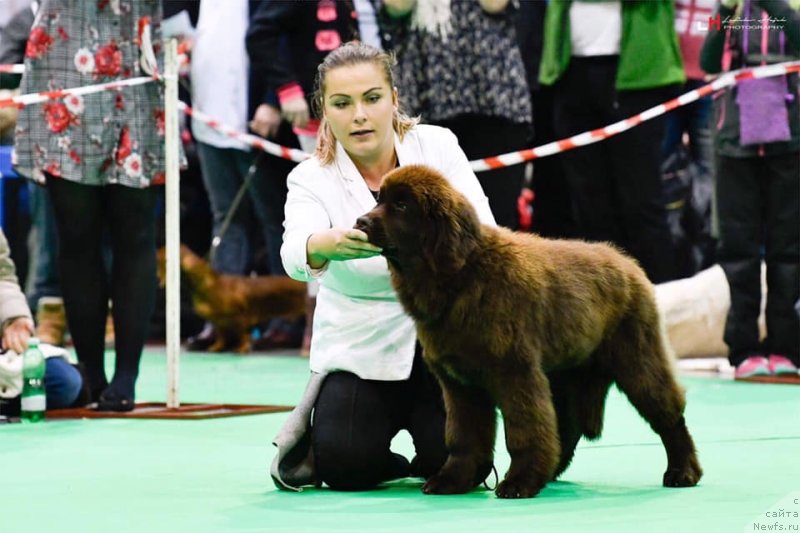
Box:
[281,124,496,381]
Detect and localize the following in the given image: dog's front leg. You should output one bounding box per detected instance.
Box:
[494,367,560,499]
[423,371,496,495]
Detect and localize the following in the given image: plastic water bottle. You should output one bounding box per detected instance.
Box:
[21,337,46,422]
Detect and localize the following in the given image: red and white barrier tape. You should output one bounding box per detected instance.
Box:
[180,101,311,163]
[0,64,25,74]
[0,75,156,109]
[183,60,800,171]
[470,60,800,172]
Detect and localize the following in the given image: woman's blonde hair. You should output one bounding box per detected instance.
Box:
[313,41,418,166]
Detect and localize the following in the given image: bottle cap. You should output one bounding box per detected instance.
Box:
[27,337,40,347]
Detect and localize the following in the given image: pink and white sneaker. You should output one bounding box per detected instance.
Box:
[767,355,799,376]
[734,356,770,379]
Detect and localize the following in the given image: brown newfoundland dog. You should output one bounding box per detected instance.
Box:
[355,165,702,499]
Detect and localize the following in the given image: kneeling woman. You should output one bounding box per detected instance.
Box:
[273,42,496,491]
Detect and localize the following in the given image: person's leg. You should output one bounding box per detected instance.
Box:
[715,154,764,367]
[685,81,717,271]
[46,177,108,399]
[27,183,68,346]
[611,85,678,283]
[661,85,688,160]
[101,184,158,408]
[685,79,714,179]
[530,85,574,239]
[196,142,253,275]
[763,151,800,365]
[248,122,298,276]
[26,183,61,311]
[247,126,305,347]
[44,357,82,409]
[311,372,409,490]
[553,57,622,246]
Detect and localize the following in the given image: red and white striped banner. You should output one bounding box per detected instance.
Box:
[183,60,800,172]
[180,101,311,163]
[0,64,25,74]
[0,75,155,110]
[469,60,800,172]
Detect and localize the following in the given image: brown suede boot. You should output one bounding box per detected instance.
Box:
[36,296,67,346]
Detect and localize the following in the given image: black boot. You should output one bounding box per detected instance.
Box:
[186,323,217,351]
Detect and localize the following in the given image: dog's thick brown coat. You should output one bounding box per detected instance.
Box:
[356,165,702,499]
[157,245,306,353]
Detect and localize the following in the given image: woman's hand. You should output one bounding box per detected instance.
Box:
[307,228,383,268]
[2,317,34,354]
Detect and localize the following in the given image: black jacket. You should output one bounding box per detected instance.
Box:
[246,0,360,116]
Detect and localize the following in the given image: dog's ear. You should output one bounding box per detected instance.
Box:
[421,190,481,275]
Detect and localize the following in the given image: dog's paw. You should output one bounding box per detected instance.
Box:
[495,477,544,499]
[422,472,473,495]
[208,339,227,353]
[662,460,703,487]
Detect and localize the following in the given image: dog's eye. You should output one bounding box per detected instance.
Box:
[393,200,407,212]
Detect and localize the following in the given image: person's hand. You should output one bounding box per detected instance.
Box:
[307,228,383,268]
[281,96,310,130]
[384,0,416,18]
[2,317,34,354]
[249,104,282,139]
[479,0,510,14]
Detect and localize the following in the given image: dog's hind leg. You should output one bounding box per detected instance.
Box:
[494,366,560,498]
[608,308,703,488]
[548,371,582,480]
[422,370,497,496]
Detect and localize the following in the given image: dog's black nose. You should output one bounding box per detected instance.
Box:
[355,215,372,231]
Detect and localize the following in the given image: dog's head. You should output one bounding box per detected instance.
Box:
[156,244,207,288]
[355,164,481,275]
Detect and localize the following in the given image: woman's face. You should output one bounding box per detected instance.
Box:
[323,62,397,165]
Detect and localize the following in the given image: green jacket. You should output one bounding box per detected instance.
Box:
[539,0,685,90]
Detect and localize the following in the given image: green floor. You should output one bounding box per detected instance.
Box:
[3,348,799,533]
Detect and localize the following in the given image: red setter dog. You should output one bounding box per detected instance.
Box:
[157,245,305,353]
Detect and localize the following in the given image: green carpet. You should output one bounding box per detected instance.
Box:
[3,348,799,533]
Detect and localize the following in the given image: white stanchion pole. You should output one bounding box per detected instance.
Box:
[164,39,181,408]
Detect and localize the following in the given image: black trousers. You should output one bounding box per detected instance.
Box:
[311,350,447,491]
[46,176,157,399]
[435,114,531,230]
[553,56,678,283]
[716,152,800,366]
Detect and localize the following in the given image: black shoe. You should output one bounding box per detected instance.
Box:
[96,391,135,412]
[186,323,217,351]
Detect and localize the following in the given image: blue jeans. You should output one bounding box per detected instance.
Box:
[45,357,82,409]
[197,142,287,276]
[26,183,61,311]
